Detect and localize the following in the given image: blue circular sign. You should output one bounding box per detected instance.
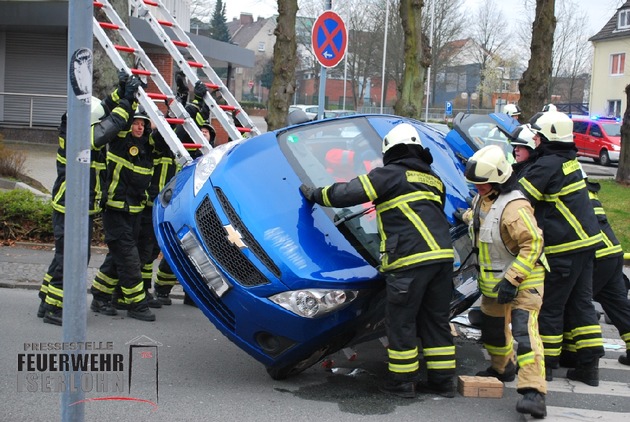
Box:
[312,11,347,68]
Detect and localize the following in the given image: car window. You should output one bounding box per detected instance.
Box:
[601,122,621,137]
[590,124,603,138]
[278,118,381,261]
[573,121,589,134]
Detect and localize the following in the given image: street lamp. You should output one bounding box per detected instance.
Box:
[496,67,505,113]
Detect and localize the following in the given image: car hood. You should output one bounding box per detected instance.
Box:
[209,133,379,291]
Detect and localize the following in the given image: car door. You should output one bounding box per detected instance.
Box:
[587,123,604,156]
[572,120,591,157]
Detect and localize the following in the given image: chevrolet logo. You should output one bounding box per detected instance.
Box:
[224,224,246,249]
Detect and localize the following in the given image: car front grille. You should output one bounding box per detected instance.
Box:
[214,188,281,279]
[195,195,271,287]
[158,221,235,331]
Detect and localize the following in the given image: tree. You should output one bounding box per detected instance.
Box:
[618,85,630,184]
[209,0,231,42]
[518,0,556,121]
[394,0,430,118]
[466,0,509,109]
[266,0,299,130]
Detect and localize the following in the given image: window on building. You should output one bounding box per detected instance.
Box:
[611,53,625,75]
[608,100,622,117]
[619,10,630,29]
[258,41,265,52]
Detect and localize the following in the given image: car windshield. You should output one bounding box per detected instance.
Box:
[601,122,621,137]
[278,117,382,263]
[461,121,514,161]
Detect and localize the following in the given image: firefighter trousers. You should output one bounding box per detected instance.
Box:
[385,262,456,383]
[539,249,604,367]
[91,209,146,305]
[480,288,547,394]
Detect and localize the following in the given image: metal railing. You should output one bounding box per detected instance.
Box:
[0,92,67,128]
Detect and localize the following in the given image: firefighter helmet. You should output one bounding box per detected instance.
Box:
[504,103,521,117]
[529,110,573,143]
[382,123,422,154]
[90,97,105,125]
[465,145,513,184]
[511,124,536,150]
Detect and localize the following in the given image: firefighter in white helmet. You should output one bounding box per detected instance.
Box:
[510,124,537,179]
[504,103,522,123]
[464,144,547,419]
[300,122,456,399]
[519,109,604,386]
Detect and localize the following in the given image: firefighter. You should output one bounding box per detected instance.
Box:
[464,145,547,419]
[518,109,604,385]
[511,124,537,178]
[560,177,630,368]
[38,75,139,326]
[300,123,456,399]
[90,107,158,322]
[504,103,522,123]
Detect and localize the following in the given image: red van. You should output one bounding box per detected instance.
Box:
[572,116,621,166]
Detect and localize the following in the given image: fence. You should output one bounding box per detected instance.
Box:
[0,92,67,128]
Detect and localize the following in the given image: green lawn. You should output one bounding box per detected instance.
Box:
[597,179,630,254]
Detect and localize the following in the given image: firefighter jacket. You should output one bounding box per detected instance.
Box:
[518,143,602,256]
[147,131,178,205]
[586,180,623,260]
[471,189,545,297]
[174,99,210,145]
[51,99,133,215]
[102,125,154,214]
[311,146,454,272]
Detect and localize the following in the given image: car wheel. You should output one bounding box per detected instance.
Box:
[599,149,611,166]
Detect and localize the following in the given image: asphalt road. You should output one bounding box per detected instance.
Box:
[1,286,629,422]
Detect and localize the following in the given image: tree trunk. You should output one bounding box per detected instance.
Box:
[394,0,430,118]
[93,0,130,99]
[266,0,299,131]
[616,85,630,184]
[518,0,556,121]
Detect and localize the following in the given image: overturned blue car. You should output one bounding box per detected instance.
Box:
[153,114,480,379]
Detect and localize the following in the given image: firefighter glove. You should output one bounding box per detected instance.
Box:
[124,75,141,102]
[493,278,518,304]
[194,80,208,101]
[118,69,128,92]
[453,208,468,223]
[175,70,189,96]
[300,184,317,202]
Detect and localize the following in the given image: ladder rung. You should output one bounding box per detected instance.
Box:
[143,0,158,5]
[99,22,120,30]
[238,127,252,133]
[172,40,189,48]
[115,45,135,53]
[158,20,173,27]
[184,143,202,149]
[93,2,104,8]
[187,61,204,68]
[205,83,220,90]
[147,92,168,100]
[131,68,152,76]
[220,105,237,111]
[166,118,185,125]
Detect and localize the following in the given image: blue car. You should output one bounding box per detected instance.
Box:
[153,114,480,379]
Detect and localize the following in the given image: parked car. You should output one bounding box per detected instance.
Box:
[324,109,358,118]
[153,114,480,379]
[289,104,319,121]
[571,115,621,166]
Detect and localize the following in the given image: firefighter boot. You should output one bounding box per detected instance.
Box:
[379,379,416,399]
[128,300,156,322]
[516,389,547,419]
[37,300,46,318]
[476,360,516,382]
[566,360,599,387]
[91,296,118,316]
[145,291,163,309]
[559,351,577,368]
[619,351,630,366]
[416,379,455,398]
[43,304,63,326]
[157,294,172,306]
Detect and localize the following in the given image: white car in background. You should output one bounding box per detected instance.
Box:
[289,104,319,121]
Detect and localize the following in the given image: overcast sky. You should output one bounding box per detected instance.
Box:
[223,0,620,37]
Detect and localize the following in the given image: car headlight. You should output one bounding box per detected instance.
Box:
[269,289,358,318]
[612,144,621,151]
[193,141,239,196]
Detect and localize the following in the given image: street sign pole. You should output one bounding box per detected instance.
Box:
[312,2,347,120]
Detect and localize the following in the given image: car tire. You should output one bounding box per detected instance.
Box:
[599,149,611,166]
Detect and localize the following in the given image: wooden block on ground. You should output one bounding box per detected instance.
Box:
[457,375,504,398]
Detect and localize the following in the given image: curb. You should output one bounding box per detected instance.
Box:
[0,177,51,199]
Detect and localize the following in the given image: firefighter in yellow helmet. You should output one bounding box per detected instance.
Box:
[300,122,456,399]
[464,144,547,418]
[519,109,604,386]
